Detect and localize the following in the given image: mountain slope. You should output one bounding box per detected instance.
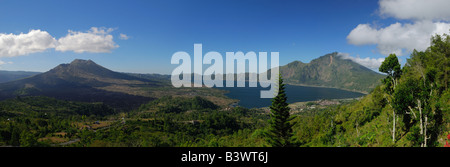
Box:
[0,59,161,110]
[280,52,385,93]
[0,70,41,83]
[292,33,450,147]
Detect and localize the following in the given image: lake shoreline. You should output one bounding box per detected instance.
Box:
[284,83,370,94]
[217,83,365,109]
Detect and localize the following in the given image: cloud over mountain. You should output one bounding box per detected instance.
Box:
[337,52,384,70]
[0,27,120,57]
[55,27,118,53]
[347,0,450,56]
[0,29,57,57]
[347,21,450,56]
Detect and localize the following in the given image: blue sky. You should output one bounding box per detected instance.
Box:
[1,0,449,74]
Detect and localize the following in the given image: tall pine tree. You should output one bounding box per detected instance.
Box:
[267,74,296,147]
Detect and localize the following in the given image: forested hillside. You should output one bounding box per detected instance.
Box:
[0,95,269,147]
[1,33,448,147]
[280,52,385,93]
[292,33,450,147]
[0,96,115,146]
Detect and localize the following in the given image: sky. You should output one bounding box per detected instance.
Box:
[0,0,450,74]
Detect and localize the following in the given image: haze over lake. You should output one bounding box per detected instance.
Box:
[216,83,364,108]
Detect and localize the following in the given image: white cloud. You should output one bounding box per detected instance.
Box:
[346,24,379,46]
[379,0,450,21]
[0,29,57,57]
[347,21,450,56]
[119,33,130,40]
[56,27,119,53]
[348,0,450,56]
[0,27,121,57]
[338,52,385,70]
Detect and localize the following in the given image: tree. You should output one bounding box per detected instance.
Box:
[429,33,450,90]
[393,78,418,130]
[379,53,402,92]
[20,131,37,147]
[10,127,21,146]
[267,74,296,147]
[379,53,402,143]
[394,66,441,147]
[390,32,448,147]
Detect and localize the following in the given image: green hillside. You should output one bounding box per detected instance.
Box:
[281,52,385,93]
[0,95,269,147]
[292,33,450,147]
[0,96,116,146]
[0,34,448,148]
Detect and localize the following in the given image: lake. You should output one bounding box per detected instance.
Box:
[216,83,365,108]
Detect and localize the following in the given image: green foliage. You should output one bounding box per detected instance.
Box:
[139,96,218,113]
[292,32,450,147]
[0,96,115,147]
[37,95,270,147]
[379,53,402,94]
[1,32,449,147]
[393,78,419,128]
[20,130,38,147]
[379,54,402,80]
[267,74,297,147]
[203,111,239,135]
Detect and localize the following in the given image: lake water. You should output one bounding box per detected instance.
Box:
[216,83,364,108]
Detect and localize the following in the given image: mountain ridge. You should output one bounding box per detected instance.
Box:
[0,59,158,110]
[280,52,385,93]
[0,54,385,110]
[0,70,41,83]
